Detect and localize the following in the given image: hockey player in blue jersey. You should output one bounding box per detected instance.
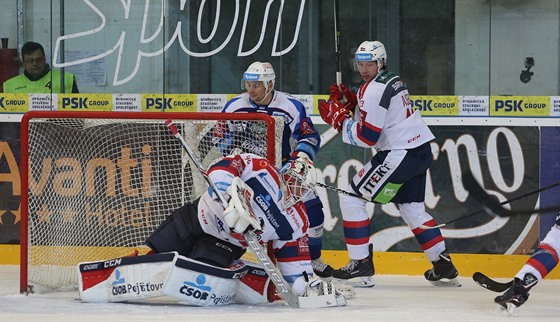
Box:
[217,62,334,279]
[494,212,560,312]
[318,40,460,287]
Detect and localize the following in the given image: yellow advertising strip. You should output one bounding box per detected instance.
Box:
[141,94,197,112]
[491,96,550,117]
[1,93,560,117]
[58,93,113,111]
[411,95,460,116]
[0,93,29,113]
[313,95,329,115]
[2,245,557,279]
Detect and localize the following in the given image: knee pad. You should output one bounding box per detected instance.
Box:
[189,234,245,268]
[145,202,200,256]
[398,202,432,228]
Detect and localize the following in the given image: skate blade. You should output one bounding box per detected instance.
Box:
[428,277,462,287]
[495,303,519,316]
[335,276,375,288]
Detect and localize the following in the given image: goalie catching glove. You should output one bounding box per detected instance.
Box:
[223,177,262,234]
[329,83,357,111]
[319,100,351,132]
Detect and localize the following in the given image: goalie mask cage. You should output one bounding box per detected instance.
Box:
[20,111,283,301]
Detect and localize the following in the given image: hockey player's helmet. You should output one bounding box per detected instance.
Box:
[280,158,316,209]
[354,41,386,70]
[241,61,275,90]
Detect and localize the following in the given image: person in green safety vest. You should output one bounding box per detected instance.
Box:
[2,41,79,93]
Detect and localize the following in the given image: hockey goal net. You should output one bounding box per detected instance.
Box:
[20,111,283,298]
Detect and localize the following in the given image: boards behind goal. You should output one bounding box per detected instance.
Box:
[20,111,283,300]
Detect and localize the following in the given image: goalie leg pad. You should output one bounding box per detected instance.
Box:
[145,202,202,256]
[235,261,271,305]
[78,252,178,303]
[162,255,247,306]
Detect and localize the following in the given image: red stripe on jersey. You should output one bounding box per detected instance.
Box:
[358,81,371,100]
[356,119,382,146]
[250,157,281,185]
[293,201,309,233]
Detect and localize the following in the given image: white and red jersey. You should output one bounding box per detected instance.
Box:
[196,153,309,251]
[341,70,435,151]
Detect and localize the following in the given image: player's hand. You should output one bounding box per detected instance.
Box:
[319,100,351,132]
[329,83,357,111]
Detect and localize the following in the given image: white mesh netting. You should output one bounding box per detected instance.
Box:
[22,113,283,292]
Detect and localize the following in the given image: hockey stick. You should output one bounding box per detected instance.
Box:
[419,171,560,230]
[165,120,344,308]
[472,272,513,293]
[316,181,375,203]
[462,170,560,217]
[333,0,342,87]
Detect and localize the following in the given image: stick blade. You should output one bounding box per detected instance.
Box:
[472,272,513,292]
[462,171,512,217]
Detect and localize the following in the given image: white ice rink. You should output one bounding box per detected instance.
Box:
[1,265,558,322]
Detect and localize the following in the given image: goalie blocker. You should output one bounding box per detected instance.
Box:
[78,251,272,306]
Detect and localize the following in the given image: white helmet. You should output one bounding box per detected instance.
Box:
[241,61,275,89]
[354,41,386,70]
[280,158,316,209]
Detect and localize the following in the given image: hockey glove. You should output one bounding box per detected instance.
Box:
[319,100,351,132]
[329,83,357,111]
[223,177,262,234]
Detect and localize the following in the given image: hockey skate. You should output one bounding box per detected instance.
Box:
[494,273,537,314]
[424,249,461,287]
[332,244,375,288]
[312,258,334,280]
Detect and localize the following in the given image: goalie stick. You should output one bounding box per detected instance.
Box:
[472,272,513,293]
[165,120,345,309]
[418,171,560,230]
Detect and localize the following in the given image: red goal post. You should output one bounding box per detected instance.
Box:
[20,111,283,300]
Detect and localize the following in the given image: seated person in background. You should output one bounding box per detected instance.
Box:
[2,41,79,93]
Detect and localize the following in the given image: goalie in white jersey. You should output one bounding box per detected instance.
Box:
[318,40,460,287]
[78,153,348,307]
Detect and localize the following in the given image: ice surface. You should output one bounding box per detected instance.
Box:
[1,265,558,322]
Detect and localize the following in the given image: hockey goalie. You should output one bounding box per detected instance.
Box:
[77,153,349,308]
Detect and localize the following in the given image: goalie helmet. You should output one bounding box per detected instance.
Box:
[353,41,386,70]
[241,61,276,90]
[280,158,316,209]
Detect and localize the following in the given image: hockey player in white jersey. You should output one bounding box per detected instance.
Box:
[216,61,334,279]
[494,213,560,313]
[78,153,348,307]
[318,40,460,287]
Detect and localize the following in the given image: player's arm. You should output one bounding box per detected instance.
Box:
[289,101,321,160]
